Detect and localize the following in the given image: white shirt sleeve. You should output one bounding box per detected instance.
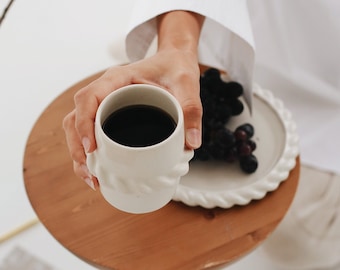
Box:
[125,0,255,110]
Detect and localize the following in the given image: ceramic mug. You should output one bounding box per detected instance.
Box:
[87,84,193,214]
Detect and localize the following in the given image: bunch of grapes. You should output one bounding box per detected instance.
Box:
[192,68,258,174]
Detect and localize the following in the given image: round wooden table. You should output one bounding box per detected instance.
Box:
[23,71,300,270]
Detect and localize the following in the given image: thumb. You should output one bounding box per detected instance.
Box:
[182,101,202,149]
[172,75,202,149]
[178,79,202,149]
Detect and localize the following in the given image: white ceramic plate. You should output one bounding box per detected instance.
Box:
[173,84,299,209]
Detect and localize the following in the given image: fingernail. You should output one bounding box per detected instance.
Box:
[186,128,201,149]
[84,178,96,190]
[82,137,90,153]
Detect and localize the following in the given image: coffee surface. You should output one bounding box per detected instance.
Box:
[102,105,176,147]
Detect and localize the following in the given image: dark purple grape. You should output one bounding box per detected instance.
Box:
[207,142,225,160]
[195,68,258,173]
[220,81,243,98]
[202,127,211,144]
[193,147,210,161]
[237,142,252,157]
[230,99,244,115]
[225,147,238,163]
[201,68,221,88]
[215,106,232,123]
[214,128,235,148]
[235,123,254,139]
[203,117,223,130]
[239,155,258,173]
[199,85,210,101]
[234,129,248,141]
[202,98,215,118]
[203,68,220,79]
[247,140,257,151]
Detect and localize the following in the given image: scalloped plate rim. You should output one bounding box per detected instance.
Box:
[173,84,300,209]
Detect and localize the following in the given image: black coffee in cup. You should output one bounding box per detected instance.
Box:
[102,105,176,147]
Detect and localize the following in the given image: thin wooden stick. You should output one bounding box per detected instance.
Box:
[0,217,40,243]
[0,0,15,26]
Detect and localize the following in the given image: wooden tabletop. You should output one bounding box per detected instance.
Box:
[23,70,300,270]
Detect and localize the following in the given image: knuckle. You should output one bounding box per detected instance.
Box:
[176,69,199,85]
[74,88,88,105]
[73,161,84,178]
[70,151,85,164]
[182,101,203,119]
[62,111,75,130]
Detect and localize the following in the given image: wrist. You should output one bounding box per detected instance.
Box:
[157,11,204,53]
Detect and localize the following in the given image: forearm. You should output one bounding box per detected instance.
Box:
[157,11,204,54]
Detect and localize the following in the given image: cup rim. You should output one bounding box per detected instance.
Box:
[95,84,184,150]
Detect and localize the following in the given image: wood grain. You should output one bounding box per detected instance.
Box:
[23,70,300,270]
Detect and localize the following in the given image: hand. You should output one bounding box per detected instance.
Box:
[63,10,204,189]
[63,49,202,189]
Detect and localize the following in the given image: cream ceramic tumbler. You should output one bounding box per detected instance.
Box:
[86,84,193,214]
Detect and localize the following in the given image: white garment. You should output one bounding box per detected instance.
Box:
[248,1,340,175]
[263,165,340,269]
[125,0,340,176]
[124,1,340,269]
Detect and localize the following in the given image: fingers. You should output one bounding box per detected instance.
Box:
[63,110,97,189]
[63,67,133,189]
[63,110,86,163]
[73,67,132,154]
[73,86,99,154]
[73,161,99,190]
[171,69,203,149]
